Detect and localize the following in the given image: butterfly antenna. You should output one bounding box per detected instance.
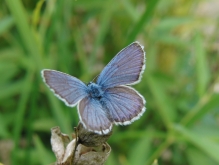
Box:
[91,73,99,83]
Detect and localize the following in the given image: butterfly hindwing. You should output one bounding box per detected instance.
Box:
[97,42,145,88]
[41,69,88,107]
[102,86,146,125]
[78,97,112,134]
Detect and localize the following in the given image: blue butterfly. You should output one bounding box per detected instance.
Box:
[41,41,146,134]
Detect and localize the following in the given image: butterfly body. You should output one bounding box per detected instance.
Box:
[42,41,146,134]
[87,82,104,100]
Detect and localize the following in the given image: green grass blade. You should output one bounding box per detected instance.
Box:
[119,0,139,21]
[6,0,43,70]
[129,135,152,165]
[33,135,55,165]
[174,125,219,163]
[12,70,34,164]
[126,0,159,44]
[194,33,210,96]
[183,94,219,126]
[145,137,171,165]
[0,80,23,100]
[0,115,10,138]
[47,92,72,133]
[0,16,14,35]
[187,147,218,165]
[147,75,176,129]
[180,91,212,126]
[155,17,192,31]
[90,0,117,65]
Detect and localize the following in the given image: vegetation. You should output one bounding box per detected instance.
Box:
[0,0,219,164]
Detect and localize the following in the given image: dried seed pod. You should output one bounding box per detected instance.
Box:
[77,122,112,147]
[50,126,111,165]
[73,143,111,165]
[51,126,66,164]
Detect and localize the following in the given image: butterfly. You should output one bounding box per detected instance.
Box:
[41,41,146,134]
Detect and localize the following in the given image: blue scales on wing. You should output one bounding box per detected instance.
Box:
[42,69,88,107]
[97,42,145,89]
[78,96,112,134]
[102,86,146,125]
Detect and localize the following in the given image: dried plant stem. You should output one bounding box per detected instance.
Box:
[51,123,112,165]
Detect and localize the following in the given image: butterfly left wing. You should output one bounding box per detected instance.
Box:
[42,69,88,107]
[102,86,146,125]
[97,42,145,88]
[78,97,112,134]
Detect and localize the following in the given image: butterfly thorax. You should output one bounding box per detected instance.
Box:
[87,82,104,99]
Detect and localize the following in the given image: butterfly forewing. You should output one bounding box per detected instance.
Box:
[78,97,112,134]
[97,42,145,88]
[103,86,146,125]
[42,69,88,107]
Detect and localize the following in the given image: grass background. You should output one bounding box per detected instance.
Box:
[1,0,219,164]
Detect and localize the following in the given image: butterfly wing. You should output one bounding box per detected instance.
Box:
[97,41,145,88]
[102,86,146,125]
[41,69,88,107]
[78,97,112,134]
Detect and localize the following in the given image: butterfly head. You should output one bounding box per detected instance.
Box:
[87,82,104,99]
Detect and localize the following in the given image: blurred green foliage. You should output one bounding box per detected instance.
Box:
[0,0,219,164]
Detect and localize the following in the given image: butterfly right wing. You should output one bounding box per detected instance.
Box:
[97,42,145,88]
[41,69,88,107]
[102,86,145,125]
